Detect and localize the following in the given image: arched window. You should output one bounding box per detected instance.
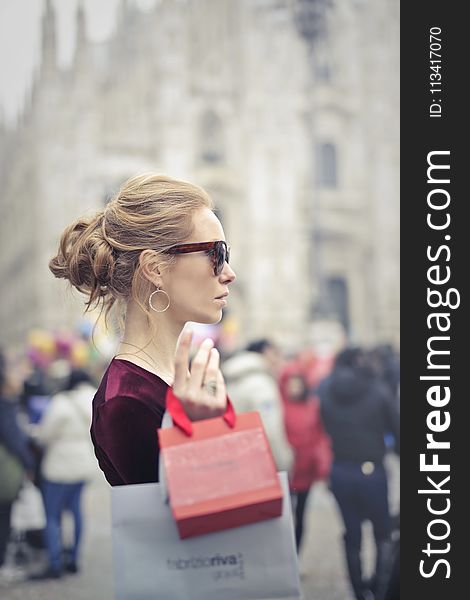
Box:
[326,276,349,333]
[314,41,332,82]
[315,142,338,188]
[199,110,225,164]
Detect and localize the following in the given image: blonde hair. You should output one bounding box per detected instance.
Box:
[49,173,213,324]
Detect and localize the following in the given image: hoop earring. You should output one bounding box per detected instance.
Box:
[148,288,170,313]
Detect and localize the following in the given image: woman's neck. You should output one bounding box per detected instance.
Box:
[116,299,183,384]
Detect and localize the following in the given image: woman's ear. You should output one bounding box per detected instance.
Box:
[139,250,165,287]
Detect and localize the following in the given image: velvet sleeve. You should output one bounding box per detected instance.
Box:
[94,395,164,485]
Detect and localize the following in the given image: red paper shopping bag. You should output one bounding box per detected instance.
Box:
[157,388,283,539]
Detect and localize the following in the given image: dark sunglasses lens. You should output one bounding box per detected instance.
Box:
[215,242,228,275]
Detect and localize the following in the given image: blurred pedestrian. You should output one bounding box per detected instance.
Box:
[29,369,97,579]
[280,361,332,552]
[21,363,51,425]
[21,362,53,489]
[245,338,284,378]
[368,345,400,403]
[318,347,400,600]
[48,174,236,487]
[0,351,34,583]
[223,339,293,473]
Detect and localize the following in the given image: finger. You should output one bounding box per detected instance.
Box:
[187,338,214,394]
[201,348,220,408]
[183,367,226,421]
[214,368,227,411]
[203,347,220,386]
[173,329,192,394]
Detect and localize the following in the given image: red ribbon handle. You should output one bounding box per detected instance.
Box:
[165,387,236,436]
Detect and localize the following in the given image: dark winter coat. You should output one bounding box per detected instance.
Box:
[318,367,399,464]
[0,397,34,471]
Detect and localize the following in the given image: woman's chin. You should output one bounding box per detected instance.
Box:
[191,309,223,325]
[213,311,223,325]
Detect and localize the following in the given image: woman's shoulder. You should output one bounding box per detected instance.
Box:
[94,358,167,416]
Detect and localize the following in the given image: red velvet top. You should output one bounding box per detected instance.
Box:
[90,358,168,486]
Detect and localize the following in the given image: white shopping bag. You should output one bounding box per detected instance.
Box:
[11,480,46,531]
[111,472,303,600]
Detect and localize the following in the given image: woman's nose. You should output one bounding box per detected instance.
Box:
[221,262,236,284]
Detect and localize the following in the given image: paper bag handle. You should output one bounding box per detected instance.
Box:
[165,387,236,436]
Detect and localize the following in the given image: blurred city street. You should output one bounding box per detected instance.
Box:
[1,2,399,599]
[1,455,399,600]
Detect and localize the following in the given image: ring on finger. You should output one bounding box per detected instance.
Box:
[203,379,218,396]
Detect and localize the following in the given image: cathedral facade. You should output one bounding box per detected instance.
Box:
[0,0,399,353]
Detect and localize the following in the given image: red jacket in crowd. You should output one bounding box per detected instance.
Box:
[280,357,333,492]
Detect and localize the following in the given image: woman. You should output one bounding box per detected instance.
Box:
[49,174,236,487]
[30,369,97,579]
[318,347,400,600]
[280,361,332,552]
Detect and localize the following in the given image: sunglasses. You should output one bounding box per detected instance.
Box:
[164,240,230,276]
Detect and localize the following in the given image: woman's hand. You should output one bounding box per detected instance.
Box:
[172,329,227,421]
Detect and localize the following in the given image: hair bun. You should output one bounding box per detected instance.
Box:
[49,212,116,310]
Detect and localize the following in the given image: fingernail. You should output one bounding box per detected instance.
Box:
[203,338,214,347]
